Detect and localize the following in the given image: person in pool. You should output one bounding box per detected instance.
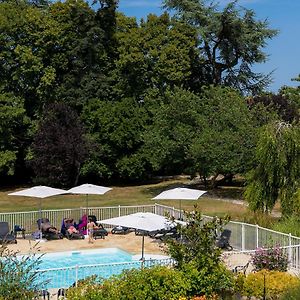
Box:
[87,217,99,243]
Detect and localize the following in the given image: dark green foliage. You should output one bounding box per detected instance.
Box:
[142,86,256,185]
[30,103,88,187]
[0,244,43,300]
[0,92,29,177]
[81,97,149,181]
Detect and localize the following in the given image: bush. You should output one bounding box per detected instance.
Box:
[279,282,300,300]
[0,244,43,300]
[251,245,289,271]
[272,215,300,237]
[66,266,189,300]
[242,270,299,299]
[181,262,234,298]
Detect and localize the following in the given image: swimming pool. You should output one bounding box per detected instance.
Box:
[35,248,171,289]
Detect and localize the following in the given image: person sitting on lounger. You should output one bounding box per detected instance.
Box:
[41,223,60,234]
[67,225,79,235]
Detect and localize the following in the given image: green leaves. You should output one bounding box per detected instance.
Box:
[245,122,300,215]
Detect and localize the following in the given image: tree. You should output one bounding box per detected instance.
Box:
[141,86,256,185]
[115,12,198,98]
[248,93,299,123]
[0,92,29,178]
[81,97,149,181]
[164,209,233,297]
[163,0,277,94]
[245,122,300,215]
[30,103,88,187]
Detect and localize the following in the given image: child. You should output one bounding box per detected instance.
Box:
[87,217,98,244]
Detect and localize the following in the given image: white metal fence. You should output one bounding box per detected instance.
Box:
[2,203,300,290]
[36,258,175,289]
[1,203,300,251]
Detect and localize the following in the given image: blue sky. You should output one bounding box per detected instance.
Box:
[118,0,300,93]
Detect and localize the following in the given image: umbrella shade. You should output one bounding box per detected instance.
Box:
[152,187,206,200]
[67,184,112,212]
[8,186,67,198]
[8,186,67,240]
[67,184,112,195]
[100,212,172,232]
[152,187,207,219]
[100,212,174,260]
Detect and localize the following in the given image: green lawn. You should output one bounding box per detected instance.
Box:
[0,179,248,219]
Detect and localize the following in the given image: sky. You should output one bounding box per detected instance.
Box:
[117,0,300,93]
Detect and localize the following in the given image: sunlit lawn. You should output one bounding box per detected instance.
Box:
[0,179,247,219]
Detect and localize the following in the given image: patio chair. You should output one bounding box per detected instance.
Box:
[37,218,63,240]
[61,218,84,240]
[150,227,179,241]
[88,215,108,239]
[78,214,88,235]
[0,222,17,244]
[111,226,131,234]
[232,261,250,275]
[216,229,233,251]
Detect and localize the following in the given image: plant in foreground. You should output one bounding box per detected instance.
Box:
[251,245,289,271]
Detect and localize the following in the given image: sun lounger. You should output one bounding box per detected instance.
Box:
[0,222,17,244]
[216,229,233,250]
[37,218,63,240]
[88,215,108,239]
[111,226,130,234]
[61,218,84,240]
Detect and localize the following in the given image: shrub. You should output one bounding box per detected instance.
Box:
[181,262,234,298]
[164,209,234,298]
[0,243,44,300]
[251,245,289,271]
[272,215,300,237]
[279,282,300,300]
[66,266,189,300]
[242,270,299,299]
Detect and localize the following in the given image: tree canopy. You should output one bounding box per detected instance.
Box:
[0,0,287,191]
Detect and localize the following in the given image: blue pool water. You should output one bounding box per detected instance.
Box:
[39,248,132,269]
[36,248,142,289]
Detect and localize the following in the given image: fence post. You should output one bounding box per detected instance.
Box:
[154,203,157,215]
[118,205,121,217]
[75,265,79,287]
[242,224,245,251]
[256,224,259,249]
[288,233,292,262]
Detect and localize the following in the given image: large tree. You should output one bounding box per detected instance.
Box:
[141,86,256,184]
[163,0,277,94]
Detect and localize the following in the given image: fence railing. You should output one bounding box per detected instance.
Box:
[2,203,300,262]
[36,258,175,289]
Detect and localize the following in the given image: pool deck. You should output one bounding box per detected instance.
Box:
[6,231,165,256]
[5,233,251,300]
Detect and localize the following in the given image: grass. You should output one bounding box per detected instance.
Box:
[0,179,247,219]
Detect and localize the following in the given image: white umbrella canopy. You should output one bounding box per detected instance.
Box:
[152,187,207,219]
[8,186,68,198]
[8,186,68,239]
[67,183,112,213]
[100,212,174,260]
[152,187,206,200]
[100,212,172,232]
